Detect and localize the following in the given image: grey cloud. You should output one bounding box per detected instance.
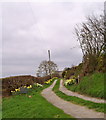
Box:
[1,2,103,78]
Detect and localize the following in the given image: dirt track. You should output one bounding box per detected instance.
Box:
[59,79,106,103]
[41,80,105,119]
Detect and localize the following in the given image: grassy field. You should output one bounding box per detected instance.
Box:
[53,78,105,113]
[0,102,2,119]
[2,80,73,118]
[66,72,105,99]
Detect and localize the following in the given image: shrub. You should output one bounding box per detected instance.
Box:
[2,75,51,97]
[44,77,58,84]
[34,83,43,87]
[64,79,76,86]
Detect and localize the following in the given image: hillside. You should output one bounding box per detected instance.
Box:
[66,72,105,99]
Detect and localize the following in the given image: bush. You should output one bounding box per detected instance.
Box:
[44,77,58,84]
[2,75,51,97]
[64,79,76,86]
[62,63,83,79]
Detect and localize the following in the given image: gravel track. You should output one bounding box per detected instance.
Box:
[41,80,105,119]
[59,80,106,103]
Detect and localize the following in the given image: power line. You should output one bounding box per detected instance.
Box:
[70,45,80,50]
[27,1,44,41]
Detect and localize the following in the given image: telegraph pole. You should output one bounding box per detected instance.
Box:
[48,50,51,77]
[48,50,51,61]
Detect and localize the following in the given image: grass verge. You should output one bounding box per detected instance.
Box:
[66,72,105,99]
[52,79,105,113]
[2,79,73,118]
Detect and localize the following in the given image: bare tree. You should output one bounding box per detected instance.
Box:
[75,14,105,73]
[36,60,58,77]
[75,14,104,57]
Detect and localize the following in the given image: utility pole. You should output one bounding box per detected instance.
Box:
[48,50,51,61]
[48,50,51,77]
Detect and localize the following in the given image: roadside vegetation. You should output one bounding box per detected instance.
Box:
[2,78,72,118]
[65,72,105,99]
[53,79,105,113]
[62,13,105,101]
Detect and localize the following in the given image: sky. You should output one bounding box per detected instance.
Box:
[0,1,104,78]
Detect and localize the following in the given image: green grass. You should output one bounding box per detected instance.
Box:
[2,79,74,118]
[66,72,105,99]
[53,79,105,113]
[0,103,2,119]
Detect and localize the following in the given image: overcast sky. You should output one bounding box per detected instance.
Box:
[1,1,104,78]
